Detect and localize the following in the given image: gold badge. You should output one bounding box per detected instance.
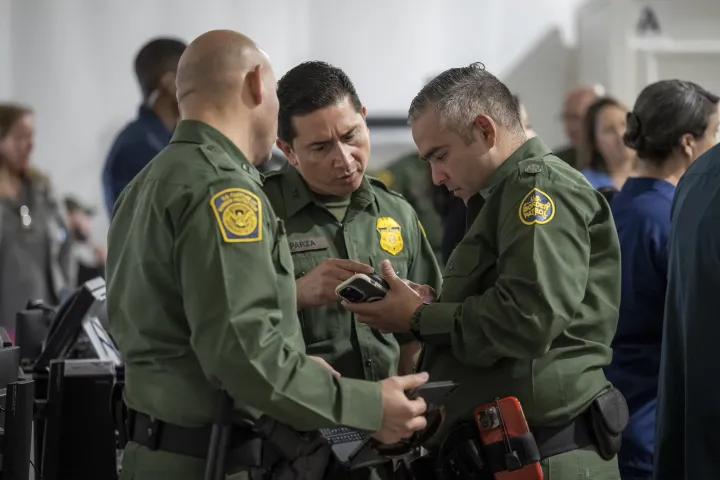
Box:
[210,188,263,243]
[375,170,395,188]
[519,188,555,225]
[376,217,404,255]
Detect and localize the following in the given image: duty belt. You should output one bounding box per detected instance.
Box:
[127,409,263,466]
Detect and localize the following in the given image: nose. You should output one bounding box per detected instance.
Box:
[429,163,447,186]
[333,142,354,170]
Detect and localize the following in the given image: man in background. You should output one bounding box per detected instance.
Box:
[102,37,187,214]
[555,85,602,168]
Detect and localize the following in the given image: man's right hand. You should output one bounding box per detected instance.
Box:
[372,372,429,444]
[296,258,374,309]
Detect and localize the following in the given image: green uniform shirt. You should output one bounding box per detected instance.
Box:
[416,137,619,444]
[373,153,444,264]
[106,120,382,433]
[263,166,442,381]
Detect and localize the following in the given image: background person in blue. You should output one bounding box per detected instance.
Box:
[102,37,187,214]
[580,97,636,191]
[605,79,719,480]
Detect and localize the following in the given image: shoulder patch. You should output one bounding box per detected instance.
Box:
[376,217,404,255]
[374,169,395,188]
[368,176,405,200]
[519,188,555,225]
[210,188,262,242]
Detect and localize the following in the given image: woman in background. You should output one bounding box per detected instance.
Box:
[0,103,72,337]
[605,80,719,480]
[581,97,636,190]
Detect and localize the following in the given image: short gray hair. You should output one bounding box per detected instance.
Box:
[408,62,523,141]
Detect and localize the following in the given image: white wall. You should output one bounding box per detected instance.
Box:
[0,0,11,99]
[5,0,582,238]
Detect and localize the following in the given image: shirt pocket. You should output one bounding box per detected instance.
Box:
[442,243,496,301]
[289,250,341,345]
[369,253,409,280]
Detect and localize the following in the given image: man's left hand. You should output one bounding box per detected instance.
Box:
[342,259,424,333]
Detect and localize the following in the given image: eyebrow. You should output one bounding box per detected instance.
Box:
[305,126,359,148]
[420,145,446,161]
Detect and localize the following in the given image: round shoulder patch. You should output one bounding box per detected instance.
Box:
[210,188,263,242]
[375,170,395,188]
[518,188,555,225]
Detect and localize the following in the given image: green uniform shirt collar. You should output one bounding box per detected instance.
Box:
[170,120,263,186]
[478,137,552,199]
[280,165,379,219]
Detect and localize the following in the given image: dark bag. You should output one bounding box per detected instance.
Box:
[254,417,332,480]
[587,387,629,460]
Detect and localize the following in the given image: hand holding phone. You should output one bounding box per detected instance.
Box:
[335,272,390,303]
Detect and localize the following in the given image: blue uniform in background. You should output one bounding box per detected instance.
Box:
[655,143,720,480]
[605,178,675,479]
[581,168,614,189]
[102,105,172,215]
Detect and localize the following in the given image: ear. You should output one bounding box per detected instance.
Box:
[159,71,177,95]
[473,114,497,148]
[679,133,695,159]
[247,65,264,106]
[276,139,298,167]
[361,106,367,119]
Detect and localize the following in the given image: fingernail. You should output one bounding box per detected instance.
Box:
[419,372,429,380]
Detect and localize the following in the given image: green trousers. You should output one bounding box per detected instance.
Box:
[119,441,260,480]
[540,446,620,479]
[119,441,395,480]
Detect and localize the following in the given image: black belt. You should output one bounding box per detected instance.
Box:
[128,409,263,464]
[433,412,594,477]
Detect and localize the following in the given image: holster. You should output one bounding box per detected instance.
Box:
[254,416,332,480]
[587,387,628,460]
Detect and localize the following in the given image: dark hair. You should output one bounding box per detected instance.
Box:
[624,79,719,163]
[583,97,626,171]
[277,61,363,144]
[0,103,32,139]
[408,62,522,140]
[134,37,187,100]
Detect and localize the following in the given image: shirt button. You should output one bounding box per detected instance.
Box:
[447,262,454,270]
[365,359,373,368]
[207,146,215,151]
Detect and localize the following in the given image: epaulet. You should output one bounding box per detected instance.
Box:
[368,176,406,201]
[198,144,237,171]
[262,168,284,180]
[517,157,546,178]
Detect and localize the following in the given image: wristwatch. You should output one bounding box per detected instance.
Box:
[410,303,428,340]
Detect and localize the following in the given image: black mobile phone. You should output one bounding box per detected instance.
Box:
[406,380,459,406]
[335,273,390,303]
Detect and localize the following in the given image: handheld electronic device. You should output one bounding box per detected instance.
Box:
[474,397,543,479]
[335,273,389,303]
[407,380,458,405]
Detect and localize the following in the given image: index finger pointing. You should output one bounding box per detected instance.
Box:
[332,259,374,273]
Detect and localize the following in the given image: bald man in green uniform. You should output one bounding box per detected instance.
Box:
[345,63,624,479]
[106,30,430,480]
[263,61,443,479]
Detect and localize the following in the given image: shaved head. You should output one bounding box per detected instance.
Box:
[175,29,279,165]
[177,30,269,108]
[563,85,603,147]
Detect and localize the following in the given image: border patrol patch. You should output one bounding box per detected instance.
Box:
[375,170,395,188]
[376,217,404,255]
[210,188,262,242]
[519,188,555,225]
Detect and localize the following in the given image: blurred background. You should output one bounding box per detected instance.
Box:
[1,0,719,237]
